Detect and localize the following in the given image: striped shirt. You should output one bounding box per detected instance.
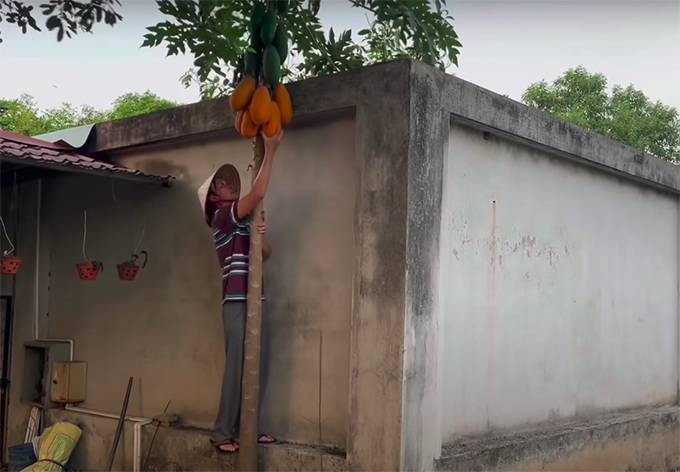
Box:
[211,202,265,304]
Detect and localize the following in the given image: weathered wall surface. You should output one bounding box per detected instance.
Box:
[5,60,679,472]
[5,117,355,469]
[4,180,41,450]
[437,405,679,471]
[4,61,428,472]
[438,123,679,440]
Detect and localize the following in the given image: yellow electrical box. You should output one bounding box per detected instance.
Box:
[50,361,87,404]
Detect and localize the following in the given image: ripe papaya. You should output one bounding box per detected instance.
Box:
[229,75,257,112]
[263,46,281,86]
[235,110,246,136]
[263,102,281,138]
[273,26,288,64]
[276,0,289,14]
[260,9,277,45]
[250,85,272,125]
[274,83,292,126]
[244,50,261,75]
[241,106,260,139]
[250,2,267,31]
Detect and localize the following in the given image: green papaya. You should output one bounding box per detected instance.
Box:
[250,2,267,30]
[250,28,264,52]
[260,9,277,45]
[263,46,282,86]
[244,50,261,75]
[273,26,288,64]
[276,0,289,14]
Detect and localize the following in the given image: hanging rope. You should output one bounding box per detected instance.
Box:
[1,171,18,256]
[81,210,89,262]
[0,216,14,256]
[133,226,146,255]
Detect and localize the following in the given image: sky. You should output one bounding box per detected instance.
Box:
[0,0,678,112]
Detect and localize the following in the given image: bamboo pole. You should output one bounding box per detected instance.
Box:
[238,134,265,472]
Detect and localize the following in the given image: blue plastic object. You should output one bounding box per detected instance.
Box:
[7,443,37,472]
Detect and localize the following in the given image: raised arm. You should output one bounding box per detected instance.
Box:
[235,130,283,220]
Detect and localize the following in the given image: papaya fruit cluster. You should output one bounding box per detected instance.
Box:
[229,0,293,139]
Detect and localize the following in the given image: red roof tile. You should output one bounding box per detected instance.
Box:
[0,130,171,183]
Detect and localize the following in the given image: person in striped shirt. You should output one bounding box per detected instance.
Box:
[197,129,283,453]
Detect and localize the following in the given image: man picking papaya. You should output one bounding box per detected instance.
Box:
[197,129,284,453]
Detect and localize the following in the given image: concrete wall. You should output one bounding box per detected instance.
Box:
[4,117,356,469]
[4,60,679,472]
[423,60,677,470]
[438,123,679,440]
[77,60,442,472]
[3,180,41,449]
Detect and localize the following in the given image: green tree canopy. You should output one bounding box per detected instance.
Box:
[0,0,122,43]
[143,0,462,99]
[0,92,178,136]
[522,66,680,163]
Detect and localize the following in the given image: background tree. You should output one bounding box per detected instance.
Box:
[523,66,680,163]
[144,0,462,99]
[0,0,122,43]
[0,91,178,136]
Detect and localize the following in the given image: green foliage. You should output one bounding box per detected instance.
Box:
[0,0,122,43]
[0,91,178,136]
[143,0,462,100]
[523,66,680,163]
[106,92,178,121]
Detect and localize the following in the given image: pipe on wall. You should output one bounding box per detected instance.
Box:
[64,406,151,472]
[32,179,74,358]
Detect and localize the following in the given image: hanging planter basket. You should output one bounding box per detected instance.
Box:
[76,211,104,281]
[1,255,22,275]
[117,251,148,281]
[76,260,104,281]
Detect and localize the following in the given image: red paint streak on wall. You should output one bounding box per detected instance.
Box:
[486,200,498,424]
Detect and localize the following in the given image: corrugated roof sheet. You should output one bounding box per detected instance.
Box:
[0,130,171,183]
[33,124,95,148]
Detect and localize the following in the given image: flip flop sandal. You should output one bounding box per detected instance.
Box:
[258,434,277,444]
[211,438,239,453]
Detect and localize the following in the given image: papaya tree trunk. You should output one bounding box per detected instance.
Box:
[239,134,265,472]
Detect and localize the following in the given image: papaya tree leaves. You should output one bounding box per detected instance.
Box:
[298,27,363,77]
[145,0,461,99]
[351,0,461,69]
[360,21,410,64]
[142,0,250,89]
[0,0,122,43]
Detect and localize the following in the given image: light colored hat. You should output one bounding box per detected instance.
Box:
[197,163,241,224]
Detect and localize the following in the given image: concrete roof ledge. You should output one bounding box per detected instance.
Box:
[88,64,374,153]
[88,59,679,192]
[413,59,680,192]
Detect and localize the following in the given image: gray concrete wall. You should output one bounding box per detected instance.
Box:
[6,117,357,469]
[429,61,680,470]
[82,60,435,472]
[4,59,679,472]
[439,122,678,438]
[4,180,42,449]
